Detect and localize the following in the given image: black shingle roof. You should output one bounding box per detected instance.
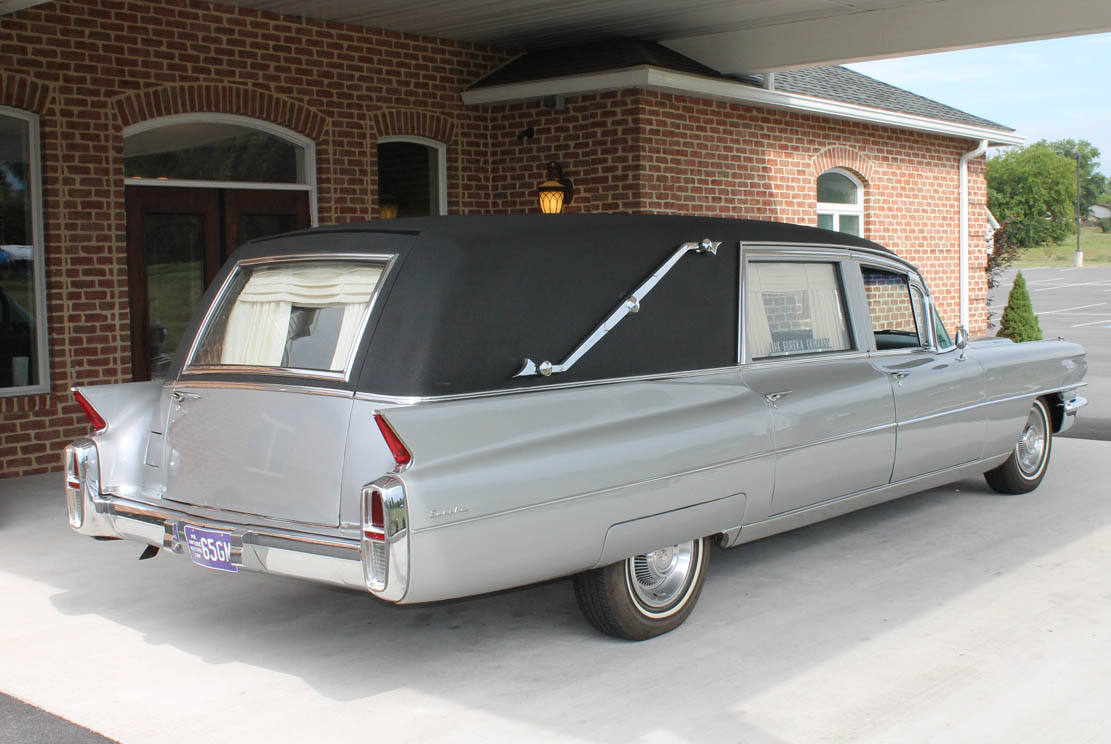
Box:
[469,40,1012,133]
[772,66,1011,132]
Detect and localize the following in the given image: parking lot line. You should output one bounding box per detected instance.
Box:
[1039,303,1108,315]
[1034,281,1111,292]
[1070,318,1111,328]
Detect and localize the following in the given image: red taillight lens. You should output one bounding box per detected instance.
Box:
[74,391,107,432]
[374,413,411,470]
[365,488,385,542]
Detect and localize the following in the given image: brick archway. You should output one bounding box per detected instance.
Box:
[112,84,327,141]
[371,110,455,144]
[0,73,52,113]
[811,146,874,184]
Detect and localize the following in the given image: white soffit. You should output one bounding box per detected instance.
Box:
[461,66,1025,146]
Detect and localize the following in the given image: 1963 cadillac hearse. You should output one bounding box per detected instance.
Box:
[64,215,1087,639]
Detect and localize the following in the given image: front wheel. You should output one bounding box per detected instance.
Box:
[573,537,710,640]
[984,398,1053,494]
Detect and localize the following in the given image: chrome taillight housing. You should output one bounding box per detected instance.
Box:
[64,439,99,529]
[361,476,410,601]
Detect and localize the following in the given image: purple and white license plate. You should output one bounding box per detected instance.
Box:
[183,525,238,573]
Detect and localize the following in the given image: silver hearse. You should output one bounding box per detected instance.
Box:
[65,215,1087,639]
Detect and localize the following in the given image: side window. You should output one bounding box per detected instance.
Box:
[189,259,386,375]
[861,267,925,350]
[932,306,954,349]
[745,261,853,359]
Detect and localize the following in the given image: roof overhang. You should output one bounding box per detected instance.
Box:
[462,66,1024,146]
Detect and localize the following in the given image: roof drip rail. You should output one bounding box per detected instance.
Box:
[513,238,721,378]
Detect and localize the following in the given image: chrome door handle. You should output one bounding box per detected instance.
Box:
[171,391,202,402]
[889,371,909,386]
[763,391,792,407]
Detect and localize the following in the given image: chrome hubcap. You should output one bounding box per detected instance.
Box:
[629,541,696,610]
[1016,406,1047,476]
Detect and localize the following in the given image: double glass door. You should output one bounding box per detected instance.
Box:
[125,186,309,380]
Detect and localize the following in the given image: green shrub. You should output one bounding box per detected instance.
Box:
[997,272,1042,342]
[1099,218,1111,234]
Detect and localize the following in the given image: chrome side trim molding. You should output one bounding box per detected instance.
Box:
[412,447,771,535]
[897,384,1088,428]
[514,239,720,378]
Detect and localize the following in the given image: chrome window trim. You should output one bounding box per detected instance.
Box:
[740,250,858,363]
[168,380,355,399]
[181,252,398,382]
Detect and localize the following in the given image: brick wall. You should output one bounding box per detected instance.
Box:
[0,0,513,476]
[488,89,990,339]
[0,0,993,477]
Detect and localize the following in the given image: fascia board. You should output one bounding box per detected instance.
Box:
[462,67,1024,147]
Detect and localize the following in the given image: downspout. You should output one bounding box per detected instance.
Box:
[959,139,989,332]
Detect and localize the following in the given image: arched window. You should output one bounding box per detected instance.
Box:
[817,168,863,237]
[376,136,447,218]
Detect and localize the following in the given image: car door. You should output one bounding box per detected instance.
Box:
[859,263,986,482]
[741,252,896,517]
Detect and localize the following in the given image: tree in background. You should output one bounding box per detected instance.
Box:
[987,144,1076,249]
[997,272,1042,343]
[1038,138,1108,215]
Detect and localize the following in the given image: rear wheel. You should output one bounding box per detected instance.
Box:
[984,398,1053,494]
[573,537,710,640]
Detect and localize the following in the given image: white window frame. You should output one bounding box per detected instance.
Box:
[1,105,49,397]
[817,167,863,237]
[377,135,448,216]
[122,113,318,226]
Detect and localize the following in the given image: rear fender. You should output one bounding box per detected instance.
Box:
[73,381,164,493]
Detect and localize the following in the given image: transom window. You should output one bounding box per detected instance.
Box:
[189,259,387,377]
[861,267,926,350]
[817,168,863,237]
[745,262,853,359]
[124,121,306,184]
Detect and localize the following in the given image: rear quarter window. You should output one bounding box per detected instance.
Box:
[745,261,853,359]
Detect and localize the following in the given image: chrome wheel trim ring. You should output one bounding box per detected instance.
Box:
[1016,402,1049,479]
[625,539,701,619]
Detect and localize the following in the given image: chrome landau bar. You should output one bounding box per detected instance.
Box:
[514,238,721,378]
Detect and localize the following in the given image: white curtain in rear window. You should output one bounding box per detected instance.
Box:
[220,264,382,370]
[745,262,851,358]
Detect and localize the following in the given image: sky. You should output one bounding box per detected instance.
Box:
[846,33,1111,175]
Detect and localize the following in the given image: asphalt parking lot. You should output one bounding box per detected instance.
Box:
[989,265,1111,440]
[3,433,1111,743]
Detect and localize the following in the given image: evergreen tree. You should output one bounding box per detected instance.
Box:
[997,272,1042,342]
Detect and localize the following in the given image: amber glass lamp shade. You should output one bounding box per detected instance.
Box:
[538,180,565,214]
[379,201,399,219]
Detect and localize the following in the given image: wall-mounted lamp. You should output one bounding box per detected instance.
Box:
[538,161,573,214]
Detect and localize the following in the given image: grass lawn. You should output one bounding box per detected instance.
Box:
[1013,225,1111,266]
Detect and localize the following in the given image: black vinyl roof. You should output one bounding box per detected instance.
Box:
[469,39,1012,133]
[208,214,895,397]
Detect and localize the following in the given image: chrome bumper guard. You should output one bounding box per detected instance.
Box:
[1058,393,1087,433]
[361,476,411,603]
[63,440,370,593]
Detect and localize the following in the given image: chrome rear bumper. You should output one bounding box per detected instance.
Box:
[1058,393,1087,433]
[64,439,370,593]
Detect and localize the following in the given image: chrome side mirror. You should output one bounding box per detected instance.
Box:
[954,326,968,359]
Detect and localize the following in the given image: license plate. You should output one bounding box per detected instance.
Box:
[183,525,238,573]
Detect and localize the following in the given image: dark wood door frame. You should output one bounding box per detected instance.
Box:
[125,186,220,382]
[125,185,311,381]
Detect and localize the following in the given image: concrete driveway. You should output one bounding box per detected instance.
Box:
[2,436,1110,744]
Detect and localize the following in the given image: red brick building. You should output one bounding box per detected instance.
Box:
[0,0,1020,476]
